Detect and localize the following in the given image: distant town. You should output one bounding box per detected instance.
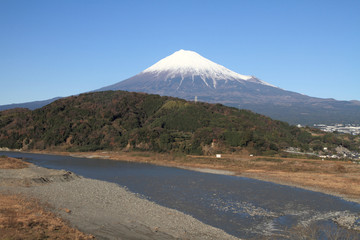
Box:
[313,124,360,135]
[285,146,360,161]
[290,123,360,161]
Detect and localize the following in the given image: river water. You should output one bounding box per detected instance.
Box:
[2,151,360,239]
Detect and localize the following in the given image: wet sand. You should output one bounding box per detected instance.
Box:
[0,162,239,240]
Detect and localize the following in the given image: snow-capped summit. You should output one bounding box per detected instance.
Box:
[141,49,275,88]
[97,49,279,102]
[143,49,252,83]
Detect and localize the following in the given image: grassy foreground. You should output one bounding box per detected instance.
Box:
[30,150,360,203]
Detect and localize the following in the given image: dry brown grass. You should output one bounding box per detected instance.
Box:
[0,156,29,169]
[0,193,94,240]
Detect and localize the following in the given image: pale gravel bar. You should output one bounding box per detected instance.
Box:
[0,164,240,240]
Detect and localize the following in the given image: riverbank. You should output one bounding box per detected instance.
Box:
[0,156,239,240]
[0,156,93,239]
[27,150,360,204]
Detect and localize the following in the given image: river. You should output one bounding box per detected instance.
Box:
[2,151,360,239]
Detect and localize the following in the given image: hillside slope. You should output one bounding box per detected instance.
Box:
[0,91,358,155]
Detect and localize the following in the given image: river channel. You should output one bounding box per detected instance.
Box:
[2,151,360,239]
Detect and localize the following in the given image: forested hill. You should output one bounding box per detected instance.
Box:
[0,91,358,155]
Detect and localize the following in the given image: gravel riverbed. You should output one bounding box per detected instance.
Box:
[0,164,239,240]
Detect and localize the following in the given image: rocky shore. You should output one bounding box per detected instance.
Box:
[0,162,239,240]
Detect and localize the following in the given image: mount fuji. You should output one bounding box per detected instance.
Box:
[97,50,360,125]
[1,50,360,125]
[98,49,277,97]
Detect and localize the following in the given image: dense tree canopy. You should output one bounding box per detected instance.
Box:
[0,91,358,155]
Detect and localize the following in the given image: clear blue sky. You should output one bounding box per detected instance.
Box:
[1,0,359,105]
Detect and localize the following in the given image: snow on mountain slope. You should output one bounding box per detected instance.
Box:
[142,49,275,88]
